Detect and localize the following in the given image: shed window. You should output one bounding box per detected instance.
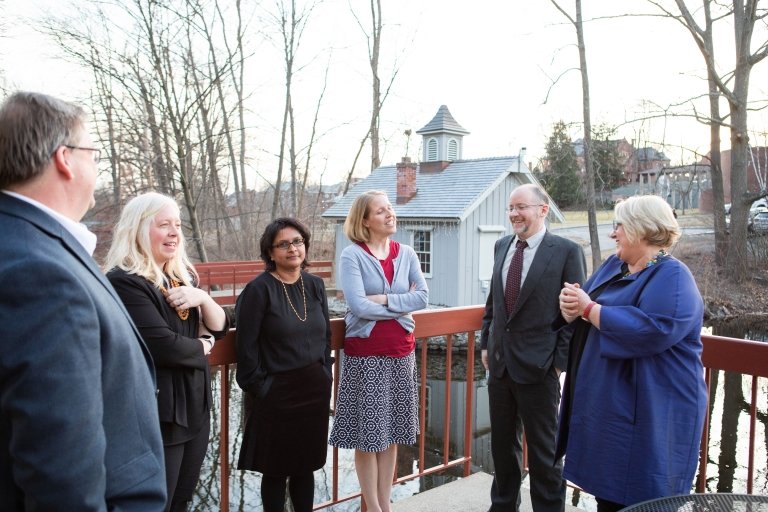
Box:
[412,230,432,276]
[426,138,438,161]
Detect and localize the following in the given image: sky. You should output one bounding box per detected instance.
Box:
[3,0,768,187]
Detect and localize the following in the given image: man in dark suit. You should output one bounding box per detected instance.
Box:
[0,92,166,511]
[481,183,586,512]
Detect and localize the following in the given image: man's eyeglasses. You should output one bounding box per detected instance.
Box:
[272,238,305,250]
[612,221,623,231]
[506,204,544,213]
[64,145,101,164]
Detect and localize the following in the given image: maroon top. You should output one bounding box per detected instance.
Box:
[344,240,415,358]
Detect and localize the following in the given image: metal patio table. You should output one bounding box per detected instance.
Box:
[621,493,768,512]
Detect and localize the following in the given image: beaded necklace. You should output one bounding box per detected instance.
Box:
[274,272,307,322]
[160,277,190,320]
[623,249,669,277]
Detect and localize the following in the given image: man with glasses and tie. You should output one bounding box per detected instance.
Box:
[481,183,586,512]
[0,92,166,510]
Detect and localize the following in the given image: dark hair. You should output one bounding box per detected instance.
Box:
[259,217,312,272]
[0,91,87,189]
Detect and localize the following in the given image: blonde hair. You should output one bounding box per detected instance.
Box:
[614,195,681,248]
[104,192,197,288]
[343,190,389,243]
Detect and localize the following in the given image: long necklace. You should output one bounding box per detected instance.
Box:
[274,272,307,322]
[623,249,669,277]
[160,277,190,320]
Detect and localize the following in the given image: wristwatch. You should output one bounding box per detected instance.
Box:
[200,334,215,351]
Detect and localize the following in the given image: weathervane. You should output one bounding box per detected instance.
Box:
[404,129,412,157]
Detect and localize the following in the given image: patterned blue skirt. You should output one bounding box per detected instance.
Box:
[329,352,419,452]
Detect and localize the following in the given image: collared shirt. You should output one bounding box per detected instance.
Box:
[1,190,97,256]
[501,225,546,294]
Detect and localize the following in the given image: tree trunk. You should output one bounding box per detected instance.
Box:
[550,0,601,268]
[574,0,602,270]
[369,0,382,171]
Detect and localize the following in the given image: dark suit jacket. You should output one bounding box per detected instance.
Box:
[0,193,166,511]
[480,231,586,383]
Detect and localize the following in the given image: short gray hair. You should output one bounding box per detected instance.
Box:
[0,91,87,189]
[614,195,680,248]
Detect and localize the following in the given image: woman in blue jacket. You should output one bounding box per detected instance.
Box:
[557,195,707,512]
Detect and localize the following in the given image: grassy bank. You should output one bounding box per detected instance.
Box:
[558,209,712,228]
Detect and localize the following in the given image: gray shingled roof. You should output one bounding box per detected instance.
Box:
[322,157,519,220]
[415,105,470,136]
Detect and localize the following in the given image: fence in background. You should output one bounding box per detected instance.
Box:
[196,260,333,306]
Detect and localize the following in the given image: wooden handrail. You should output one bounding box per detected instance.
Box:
[195,260,333,306]
[206,305,768,508]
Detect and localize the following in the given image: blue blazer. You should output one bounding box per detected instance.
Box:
[480,231,587,383]
[0,193,166,511]
[561,254,707,505]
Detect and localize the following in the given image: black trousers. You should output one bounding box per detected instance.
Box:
[487,367,565,512]
[163,419,211,512]
[596,497,626,512]
[261,472,315,512]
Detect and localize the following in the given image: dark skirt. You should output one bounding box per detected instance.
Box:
[237,362,332,476]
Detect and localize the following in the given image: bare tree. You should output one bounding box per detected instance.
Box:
[297,59,331,217]
[343,0,401,194]
[651,0,768,280]
[267,0,317,218]
[41,0,256,262]
[207,0,256,258]
[550,0,602,270]
[365,0,383,171]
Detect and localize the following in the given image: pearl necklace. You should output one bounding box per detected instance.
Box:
[160,277,189,320]
[623,249,669,277]
[274,272,307,322]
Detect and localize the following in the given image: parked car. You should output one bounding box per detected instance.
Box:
[751,207,768,235]
[725,199,767,233]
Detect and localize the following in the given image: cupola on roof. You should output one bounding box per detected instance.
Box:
[416,105,470,136]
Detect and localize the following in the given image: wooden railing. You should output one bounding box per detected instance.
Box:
[195,260,333,306]
[696,334,768,494]
[206,305,768,509]
[207,305,483,511]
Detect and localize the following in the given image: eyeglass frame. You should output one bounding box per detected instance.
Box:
[63,145,101,164]
[506,203,545,213]
[271,238,305,250]
[612,221,623,231]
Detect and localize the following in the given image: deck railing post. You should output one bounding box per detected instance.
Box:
[463,331,475,477]
[696,367,712,493]
[220,364,230,512]
[747,376,758,494]
[443,335,453,466]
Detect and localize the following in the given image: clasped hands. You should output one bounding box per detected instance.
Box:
[559,282,590,323]
[165,285,208,310]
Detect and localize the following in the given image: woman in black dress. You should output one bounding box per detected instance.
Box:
[235,217,333,512]
[104,192,229,511]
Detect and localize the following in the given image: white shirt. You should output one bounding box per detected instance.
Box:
[501,226,546,293]
[1,190,98,256]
